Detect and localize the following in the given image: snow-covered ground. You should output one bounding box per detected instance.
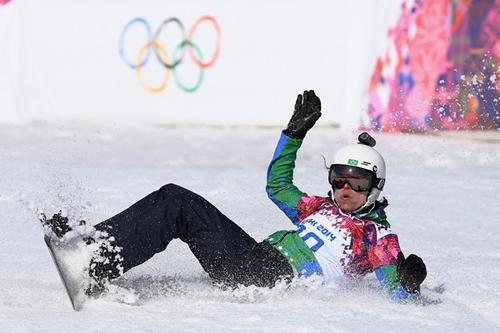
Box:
[1,123,499,332]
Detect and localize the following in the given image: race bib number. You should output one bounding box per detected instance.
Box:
[296,213,352,279]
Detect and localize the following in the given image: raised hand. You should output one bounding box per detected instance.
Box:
[283,90,322,139]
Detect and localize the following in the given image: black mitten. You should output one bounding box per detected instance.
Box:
[397,253,427,293]
[283,90,322,139]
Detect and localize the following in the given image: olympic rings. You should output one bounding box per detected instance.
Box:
[136,40,171,93]
[119,15,221,93]
[188,15,221,68]
[119,17,153,70]
[172,40,205,93]
[153,17,185,70]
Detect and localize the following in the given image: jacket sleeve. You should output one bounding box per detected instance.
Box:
[266,131,307,226]
[369,232,418,301]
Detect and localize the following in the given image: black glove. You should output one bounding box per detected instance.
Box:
[283,90,322,139]
[397,253,427,293]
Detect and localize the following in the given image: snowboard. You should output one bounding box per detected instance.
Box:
[44,234,87,311]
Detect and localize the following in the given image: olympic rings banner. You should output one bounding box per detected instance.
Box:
[119,15,221,94]
[1,1,413,127]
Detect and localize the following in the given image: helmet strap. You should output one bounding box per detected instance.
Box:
[351,187,374,214]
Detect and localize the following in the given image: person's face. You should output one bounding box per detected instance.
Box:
[333,182,368,213]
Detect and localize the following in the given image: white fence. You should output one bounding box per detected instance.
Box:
[0,0,400,128]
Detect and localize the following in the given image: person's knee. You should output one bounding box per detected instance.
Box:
[159,183,181,191]
[157,183,192,198]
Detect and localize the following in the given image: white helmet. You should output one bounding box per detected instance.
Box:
[329,133,386,211]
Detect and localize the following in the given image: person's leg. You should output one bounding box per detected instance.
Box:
[92,183,292,288]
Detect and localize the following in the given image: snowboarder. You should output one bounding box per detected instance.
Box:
[41,90,426,302]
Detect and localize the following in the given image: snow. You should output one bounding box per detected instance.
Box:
[1,123,500,332]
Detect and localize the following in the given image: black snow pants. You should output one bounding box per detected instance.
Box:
[94,183,293,288]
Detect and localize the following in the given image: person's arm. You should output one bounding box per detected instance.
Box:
[266,90,321,225]
[369,233,427,301]
[266,133,306,225]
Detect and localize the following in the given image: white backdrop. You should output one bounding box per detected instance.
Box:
[0,0,401,128]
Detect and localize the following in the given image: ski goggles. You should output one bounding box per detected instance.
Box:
[328,164,374,192]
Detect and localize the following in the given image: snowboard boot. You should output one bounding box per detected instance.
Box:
[85,237,124,297]
[39,211,123,297]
